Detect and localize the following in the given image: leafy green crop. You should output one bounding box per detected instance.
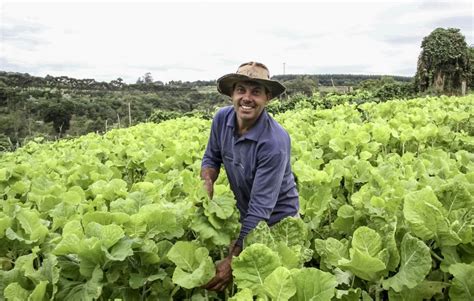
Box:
[0,94,473,300]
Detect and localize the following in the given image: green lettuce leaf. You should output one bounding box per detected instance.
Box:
[84,222,124,249]
[129,270,167,289]
[338,227,387,281]
[232,244,281,293]
[351,226,383,256]
[435,181,473,215]
[203,195,235,219]
[53,234,81,255]
[244,222,276,247]
[339,248,387,282]
[448,209,473,244]
[0,213,13,238]
[403,187,447,241]
[88,178,128,201]
[142,209,185,240]
[275,243,302,269]
[332,204,356,233]
[382,233,431,292]
[82,211,130,227]
[138,239,161,265]
[55,265,103,301]
[388,281,447,301]
[166,241,215,289]
[15,208,49,243]
[380,218,400,272]
[449,263,474,300]
[314,237,349,269]
[229,288,254,300]
[29,280,48,301]
[4,282,30,301]
[62,219,84,238]
[244,218,312,267]
[103,238,134,261]
[440,246,461,272]
[271,217,309,246]
[290,267,337,301]
[263,266,296,300]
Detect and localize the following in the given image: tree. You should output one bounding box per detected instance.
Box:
[42,99,74,137]
[469,46,474,89]
[143,72,153,84]
[358,76,415,101]
[415,28,470,94]
[136,72,154,85]
[282,76,318,97]
[110,77,125,89]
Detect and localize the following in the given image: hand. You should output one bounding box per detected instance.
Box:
[203,257,233,292]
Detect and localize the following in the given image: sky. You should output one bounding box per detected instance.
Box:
[0,0,472,84]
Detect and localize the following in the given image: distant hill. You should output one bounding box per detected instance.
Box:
[1,71,412,91]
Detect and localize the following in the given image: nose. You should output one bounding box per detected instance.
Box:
[242,91,253,101]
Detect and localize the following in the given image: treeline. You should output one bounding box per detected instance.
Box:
[273,74,412,86]
[0,71,412,92]
[0,71,216,92]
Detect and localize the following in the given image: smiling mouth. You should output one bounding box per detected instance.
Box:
[240,105,255,110]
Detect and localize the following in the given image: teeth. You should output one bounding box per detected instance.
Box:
[242,105,253,109]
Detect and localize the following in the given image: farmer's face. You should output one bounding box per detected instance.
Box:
[231,81,271,127]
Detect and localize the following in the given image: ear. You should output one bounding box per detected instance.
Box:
[266,92,272,102]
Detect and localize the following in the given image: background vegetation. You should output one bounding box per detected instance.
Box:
[0,27,471,152]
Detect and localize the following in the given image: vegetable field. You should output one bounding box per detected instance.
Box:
[0,95,473,300]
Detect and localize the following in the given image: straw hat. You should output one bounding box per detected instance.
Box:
[217,62,286,99]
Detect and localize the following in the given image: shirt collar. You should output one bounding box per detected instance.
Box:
[226,107,268,142]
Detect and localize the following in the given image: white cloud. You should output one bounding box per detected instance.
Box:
[1,1,472,83]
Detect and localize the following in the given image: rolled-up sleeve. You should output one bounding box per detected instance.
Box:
[236,151,287,246]
[201,115,222,170]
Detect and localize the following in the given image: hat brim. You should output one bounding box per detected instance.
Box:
[217,74,286,100]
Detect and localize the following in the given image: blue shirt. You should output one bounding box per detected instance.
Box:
[202,106,299,247]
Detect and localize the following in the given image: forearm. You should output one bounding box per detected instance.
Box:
[201,167,219,199]
[235,214,265,249]
[201,167,219,183]
[228,241,242,258]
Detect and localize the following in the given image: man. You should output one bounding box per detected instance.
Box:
[201,62,299,291]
